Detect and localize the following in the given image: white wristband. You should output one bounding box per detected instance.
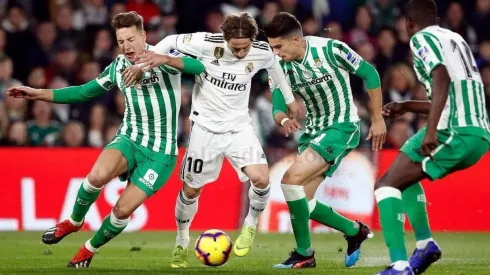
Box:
[280,118,290,126]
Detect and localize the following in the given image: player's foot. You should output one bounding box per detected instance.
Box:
[409,241,441,274]
[375,264,414,275]
[272,249,316,268]
[42,219,84,245]
[67,245,94,268]
[344,221,373,267]
[233,225,256,257]
[170,245,188,268]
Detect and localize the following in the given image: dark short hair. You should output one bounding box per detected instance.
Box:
[264,12,302,38]
[111,11,144,31]
[220,12,258,41]
[405,0,438,25]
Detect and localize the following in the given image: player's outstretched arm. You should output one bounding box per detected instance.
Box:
[353,60,387,151]
[136,51,204,75]
[266,58,300,118]
[271,88,301,137]
[7,80,108,104]
[383,100,432,118]
[421,65,450,156]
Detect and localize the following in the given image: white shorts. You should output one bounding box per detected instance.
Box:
[179,123,268,188]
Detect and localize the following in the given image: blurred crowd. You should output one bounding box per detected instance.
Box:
[0,0,489,151]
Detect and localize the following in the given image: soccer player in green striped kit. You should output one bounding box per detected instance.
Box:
[264,12,387,268]
[374,1,490,274]
[7,12,205,268]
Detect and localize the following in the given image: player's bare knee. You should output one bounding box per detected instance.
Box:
[182,183,201,199]
[282,169,303,185]
[87,169,111,188]
[112,204,132,220]
[249,173,269,189]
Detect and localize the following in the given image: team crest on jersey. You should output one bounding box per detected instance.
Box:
[214,47,224,59]
[183,34,192,44]
[245,62,254,73]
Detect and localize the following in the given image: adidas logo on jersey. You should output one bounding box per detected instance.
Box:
[211,60,220,66]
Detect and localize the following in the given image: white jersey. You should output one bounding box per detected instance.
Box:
[153,32,295,133]
[410,25,490,133]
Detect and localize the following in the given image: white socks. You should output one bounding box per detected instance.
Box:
[416,237,435,249]
[392,260,410,270]
[244,183,271,228]
[175,190,199,248]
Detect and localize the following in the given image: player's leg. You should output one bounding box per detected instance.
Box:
[172,124,224,267]
[234,164,270,257]
[67,183,146,268]
[272,147,328,268]
[69,150,176,268]
[42,138,132,245]
[225,124,270,257]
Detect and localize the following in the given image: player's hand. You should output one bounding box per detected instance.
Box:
[286,101,300,119]
[283,118,302,137]
[122,65,143,88]
[6,86,41,100]
[366,117,386,151]
[421,130,438,159]
[382,101,407,119]
[135,50,170,72]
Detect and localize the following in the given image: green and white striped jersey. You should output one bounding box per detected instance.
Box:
[410,25,490,134]
[96,45,182,155]
[269,36,360,136]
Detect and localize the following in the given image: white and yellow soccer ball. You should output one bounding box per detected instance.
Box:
[195,229,232,266]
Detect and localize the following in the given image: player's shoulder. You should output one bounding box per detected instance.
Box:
[410,26,450,46]
[305,36,338,47]
[251,40,270,51]
[203,32,225,44]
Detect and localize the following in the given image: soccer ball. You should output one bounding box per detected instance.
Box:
[195,229,232,266]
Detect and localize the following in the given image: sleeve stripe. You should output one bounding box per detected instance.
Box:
[422,34,443,62]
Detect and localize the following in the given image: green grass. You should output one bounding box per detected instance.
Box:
[0,231,490,274]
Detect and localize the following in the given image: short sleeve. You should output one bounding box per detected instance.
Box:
[174,32,207,58]
[410,33,445,75]
[95,60,116,90]
[332,41,364,73]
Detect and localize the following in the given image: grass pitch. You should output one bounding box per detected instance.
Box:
[0,231,489,274]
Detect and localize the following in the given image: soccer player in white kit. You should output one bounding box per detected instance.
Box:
[131,12,299,267]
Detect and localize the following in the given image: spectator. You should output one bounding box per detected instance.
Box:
[481,65,490,112]
[345,5,376,48]
[3,92,26,121]
[110,2,127,21]
[392,16,411,65]
[26,67,46,89]
[126,0,161,25]
[477,41,490,69]
[27,101,61,146]
[302,16,321,36]
[0,28,6,57]
[374,28,397,78]
[2,5,36,82]
[325,21,343,41]
[47,76,70,123]
[81,0,108,28]
[54,5,84,50]
[382,63,417,103]
[157,11,178,40]
[0,56,22,100]
[205,9,225,33]
[472,0,490,43]
[367,0,399,32]
[47,41,79,85]
[442,1,478,53]
[33,22,57,66]
[220,0,260,18]
[279,0,312,23]
[92,29,113,69]
[59,120,86,147]
[0,120,28,146]
[87,104,106,147]
[385,119,411,149]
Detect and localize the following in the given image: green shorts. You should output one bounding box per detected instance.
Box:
[105,135,177,197]
[298,122,360,177]
[401,126,489,180]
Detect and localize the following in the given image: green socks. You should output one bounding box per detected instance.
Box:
[375,187,407,262]
[70,178,102,224]
[88,212,129,250]
[402,182,432,241]
[309,199,359,237]
[281,184,312,256]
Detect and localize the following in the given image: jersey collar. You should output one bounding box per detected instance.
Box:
[300,39,310,65]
